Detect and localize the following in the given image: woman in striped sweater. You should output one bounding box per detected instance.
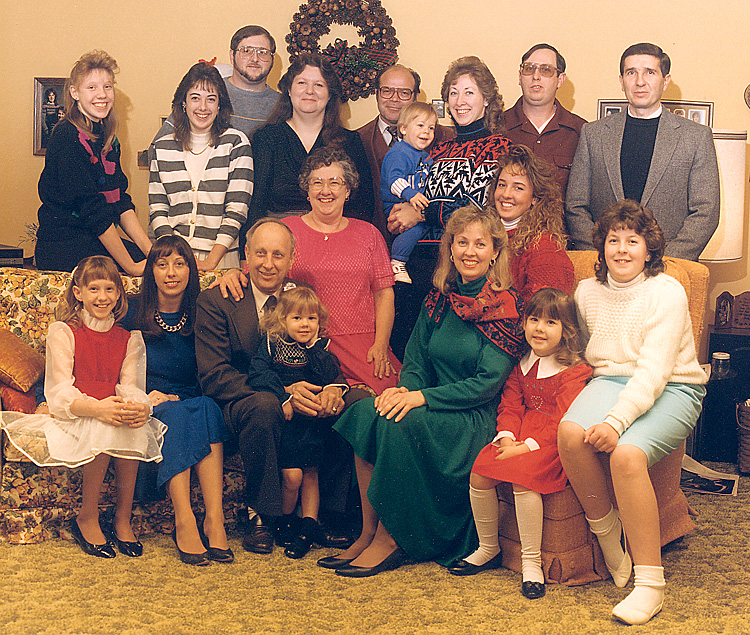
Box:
[149,63,253,271]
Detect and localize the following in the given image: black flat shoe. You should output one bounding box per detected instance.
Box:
[335,547,407,578]
[447,550,503,576]
[274,514,301,548]
[69,518,116,559]
[284,517,318,559]
[521,581,546,599]
[317,555,355,569]
[171,528,211,566]
[105,524,143,557]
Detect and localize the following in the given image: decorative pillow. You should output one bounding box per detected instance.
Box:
[0,329,45,392]
[0,381,36,413]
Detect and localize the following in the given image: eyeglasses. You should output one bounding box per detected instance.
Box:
[520,62,559,78]
[309,178,347,192]
[235,46,274,61]
[378,86,414,101]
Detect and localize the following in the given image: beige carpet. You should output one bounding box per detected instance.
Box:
[2,464,749,635]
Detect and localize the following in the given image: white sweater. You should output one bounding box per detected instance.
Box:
[575,272,707,435]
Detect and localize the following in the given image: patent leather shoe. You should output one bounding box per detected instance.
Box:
[171,528,210,566]
[447,551,503,576]
[105,523,143,557]
[521,581,546,599]
[335,547,407,578]
[274,514,301,548]
[69,518,116,559]
[317,555,355,569]
[284,517,317,559]
[197,526,234,563]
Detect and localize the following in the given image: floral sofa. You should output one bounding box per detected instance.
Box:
[0,266,247,544]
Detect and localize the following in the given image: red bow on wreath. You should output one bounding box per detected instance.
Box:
[322,38,397,76]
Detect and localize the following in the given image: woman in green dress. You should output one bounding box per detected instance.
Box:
[323,205,525,577]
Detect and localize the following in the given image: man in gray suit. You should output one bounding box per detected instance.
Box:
[566,43,719,261]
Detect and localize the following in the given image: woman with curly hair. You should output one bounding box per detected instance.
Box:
[489,144,574,300]
[149,62,253,271]
[245,52,373,231]
[386,56,511,358]
[558,201,707,624]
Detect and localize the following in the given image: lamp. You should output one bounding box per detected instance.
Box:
[699,130,747,262]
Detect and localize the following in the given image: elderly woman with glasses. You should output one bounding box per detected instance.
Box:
[281,147,401,395]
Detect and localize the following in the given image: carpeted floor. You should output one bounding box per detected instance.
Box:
[2,464,749,635]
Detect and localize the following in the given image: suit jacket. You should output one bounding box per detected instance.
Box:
[195,284,263,410]
[358,116,455,242]
[565,109,719,261]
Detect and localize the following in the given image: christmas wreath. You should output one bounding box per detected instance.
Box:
[286,0,399,101]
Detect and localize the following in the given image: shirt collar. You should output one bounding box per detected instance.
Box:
[519,350,566,378]
[627,104,663,119]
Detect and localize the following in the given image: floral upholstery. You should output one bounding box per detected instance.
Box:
[0,267,241,544]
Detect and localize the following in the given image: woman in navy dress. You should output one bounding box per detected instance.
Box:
[128,235,230,566]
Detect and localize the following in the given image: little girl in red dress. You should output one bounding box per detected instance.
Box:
[448,288,591,599]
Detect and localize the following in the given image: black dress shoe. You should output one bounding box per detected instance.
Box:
[317,555,355,569]
[521,580,546,599]
[242,523,274,554]
[197,526,234,563]
[335,547,407,578]
[284,517,318,559]
[274,514,301,548]
[311,521,354,549]
[171,528,211,566]
[69,518,116,559]
[447,551,503,576]
[105,524,143,557]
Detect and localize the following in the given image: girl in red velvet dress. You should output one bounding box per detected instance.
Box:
[448,288,591,599]
[1,256,165,559]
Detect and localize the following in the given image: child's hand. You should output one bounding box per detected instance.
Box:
[282,401,294,421]
[494,441,529,460]
[95,396,128,426]
[122,402,150,428]
[409,192,430,212]
[584,423,619,453]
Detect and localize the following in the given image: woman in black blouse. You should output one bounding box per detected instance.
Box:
[244,53,374,240]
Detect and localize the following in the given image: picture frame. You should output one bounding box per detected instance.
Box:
[597,99,714,127]
[34,77,66,156]
[431,99,445,119]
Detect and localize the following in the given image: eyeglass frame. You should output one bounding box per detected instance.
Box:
[519,62,561,78]
[234,45,274,61]
[377,86,415,101]
[308,177,348,192]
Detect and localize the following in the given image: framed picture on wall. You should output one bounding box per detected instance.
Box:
[34,77,66,156]
[598,99,714,127]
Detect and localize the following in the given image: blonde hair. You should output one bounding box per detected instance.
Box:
[440,56,505,134]
[432,205,511,295]
[260,287,329,343]
[64,50,119,151]
[523,288,584,367]
[397,102,438,132]
[57,256,127,327]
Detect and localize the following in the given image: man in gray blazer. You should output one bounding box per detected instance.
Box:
[566,43,719,261]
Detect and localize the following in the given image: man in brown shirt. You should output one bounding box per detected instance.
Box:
[504,43,585,198]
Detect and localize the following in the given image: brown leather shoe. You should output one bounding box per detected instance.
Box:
[242,523,274,554]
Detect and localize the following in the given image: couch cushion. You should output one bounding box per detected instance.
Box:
[0,330,45,392]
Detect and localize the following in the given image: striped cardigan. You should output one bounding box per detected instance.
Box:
[149,128,253,262]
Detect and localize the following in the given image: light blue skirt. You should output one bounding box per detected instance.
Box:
[563,376,705,466]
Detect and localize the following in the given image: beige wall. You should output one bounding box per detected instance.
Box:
[3,1,750,357]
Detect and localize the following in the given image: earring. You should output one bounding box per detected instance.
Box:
[450,254,454,263]
[490,258,496,266]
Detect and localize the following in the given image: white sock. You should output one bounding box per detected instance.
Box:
[514,488,544,584]
[612,565,665,625]
[587,506,632,587]
[463,485,501,566]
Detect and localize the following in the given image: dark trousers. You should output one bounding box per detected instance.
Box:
[35,235,146,272]
[226,387,370,519]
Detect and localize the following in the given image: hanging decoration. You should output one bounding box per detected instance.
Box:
[286,0,399,101]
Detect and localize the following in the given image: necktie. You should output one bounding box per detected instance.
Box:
[386,125,399,147]
[263,295,277,316]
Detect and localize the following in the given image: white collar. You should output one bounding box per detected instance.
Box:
[250,281,277,317]
[81,308,115,332]
[627,104,663,120]
[606,271,646,289]
[502,216,522,232]
[519,350,566,379]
